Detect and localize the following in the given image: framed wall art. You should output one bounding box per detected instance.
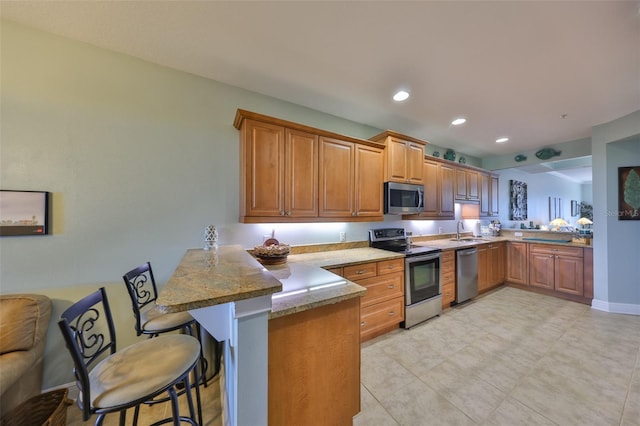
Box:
[618,166,640,220]
[0,190,51,236]
[509,180,527,220]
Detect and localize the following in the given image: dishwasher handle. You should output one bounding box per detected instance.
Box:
[457,248,478,256]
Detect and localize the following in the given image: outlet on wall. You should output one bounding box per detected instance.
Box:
[438,227,443,234]
[339,232,346,242]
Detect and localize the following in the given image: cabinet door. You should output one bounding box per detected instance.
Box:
[242,119,285,217]
[506,242,528,285]
[480,173,491,217]
[583,248,593,299]
[455,168,468,200]
[319,137,354,217]
[355,144,384,217]
[529,252,555,289]
[439,164,455,218]
[555,255,584,296]
[467,170,480,201]
[493,242,506,285]
[490,175,499,216]
[422,159,439,217]
[285,129,318,217]
[386,137,408,182]
[407,143,425,183]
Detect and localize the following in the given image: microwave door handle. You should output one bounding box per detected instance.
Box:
[417,188,423,208]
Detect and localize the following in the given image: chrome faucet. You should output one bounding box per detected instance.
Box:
[456,221,464,240]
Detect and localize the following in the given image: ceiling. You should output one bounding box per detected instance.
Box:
[1,1,639,165]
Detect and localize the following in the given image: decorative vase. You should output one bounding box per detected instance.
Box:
[204,225,218,250]
[444,149,456,161]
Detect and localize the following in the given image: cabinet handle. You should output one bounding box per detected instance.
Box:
[280,210,285,216]
[360,321,366,326]
[286,211,291,216]
[388,265,395,269]
[356,270,365,275]
[388,311,395,316]
[387,285,395,289]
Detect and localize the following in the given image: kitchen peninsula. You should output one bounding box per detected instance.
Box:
[156,245,395,426]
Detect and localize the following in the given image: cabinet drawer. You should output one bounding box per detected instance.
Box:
[529,244,583,258]
[441,260,455,274]
[441,250,455,262]
[442,282,455,305]
[324,267,343,276]
[358,272,404,307]
[377,258,404,276]
[360,297,404,340]
[343,262,377,281]
[441,271,455,285]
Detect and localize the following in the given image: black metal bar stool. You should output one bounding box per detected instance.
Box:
[58,287,200,426]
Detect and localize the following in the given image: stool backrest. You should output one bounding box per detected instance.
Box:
[58,287,117,421]
[122,262,159,336]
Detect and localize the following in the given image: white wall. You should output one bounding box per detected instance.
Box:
[495,169,583,229]
[591,110,640,312]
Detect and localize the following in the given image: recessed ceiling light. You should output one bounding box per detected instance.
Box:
[496,137,509,143]
[393,90,410,102]
[451,118,466,126]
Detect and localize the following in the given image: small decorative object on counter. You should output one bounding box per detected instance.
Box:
[489,220,502,236]
[458,156,466,164]
[444,149,456,161]
[253,243,290,265]
[514,154,527,162]
[432,151,440,157]
[204,225,218,250]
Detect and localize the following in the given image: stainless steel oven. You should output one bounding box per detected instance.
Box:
[369,227,442,328]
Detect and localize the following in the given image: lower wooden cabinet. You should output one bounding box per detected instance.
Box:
[441,250,455,308]
[269,297,360,425]
[478,242,505,293]
[529,244,584,296]
[340,258,405,342]
[506,242,528,285]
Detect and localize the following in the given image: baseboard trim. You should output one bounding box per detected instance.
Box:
[592,299,640,315]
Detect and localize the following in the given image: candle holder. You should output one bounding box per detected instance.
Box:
[204,225,218,250]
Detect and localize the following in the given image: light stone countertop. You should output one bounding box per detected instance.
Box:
[156,246,283,313]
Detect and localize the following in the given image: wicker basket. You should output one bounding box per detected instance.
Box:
[0,388,69,426]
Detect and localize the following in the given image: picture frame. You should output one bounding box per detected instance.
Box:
[509,180,527,220]
[618,166,640,220]
[571,200,579,217]
[0,190,51,236]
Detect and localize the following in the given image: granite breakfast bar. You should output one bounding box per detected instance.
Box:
[156,245,394,426]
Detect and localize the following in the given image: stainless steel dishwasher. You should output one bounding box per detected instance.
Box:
[455,247,478,304]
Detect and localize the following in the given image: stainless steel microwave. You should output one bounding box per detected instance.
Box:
[384,182,424,215]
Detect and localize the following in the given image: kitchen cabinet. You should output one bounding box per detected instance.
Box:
[506,242,528,285]
[269,297,360,426]
[478,242,505,293]
[529,244,584,296]
[480,172,499,218]
[340,258,404,342]
[235,109,386,223]
[369,131,426,184]
[403,157,455,220]
[455,168,480,202]
[318,137,384,220]
[441,250,456,308]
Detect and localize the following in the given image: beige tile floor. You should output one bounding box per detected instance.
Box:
[355,287,640,426]
[66,286,640,425]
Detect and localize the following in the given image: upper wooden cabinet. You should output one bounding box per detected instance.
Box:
[318,137,384,219]
[403,157,454,220]
[455,168,480,202]
[235,109,385,223]
[480,172,499,218]
[369,131,427,184]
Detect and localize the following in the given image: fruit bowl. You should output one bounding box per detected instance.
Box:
[253,243,290,265]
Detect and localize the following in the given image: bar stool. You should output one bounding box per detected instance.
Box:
[58,287,200,425]
[123,262,210,424]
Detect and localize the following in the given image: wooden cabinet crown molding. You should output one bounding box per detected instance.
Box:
[368,130,429,146]
[234,109,385,150]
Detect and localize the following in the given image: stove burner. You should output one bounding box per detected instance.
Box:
[369,228,441,256]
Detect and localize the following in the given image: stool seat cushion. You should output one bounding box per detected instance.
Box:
[141,307,194,333]
[88,334,200,409]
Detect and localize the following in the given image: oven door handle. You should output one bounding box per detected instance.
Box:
[406,253,441,263]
